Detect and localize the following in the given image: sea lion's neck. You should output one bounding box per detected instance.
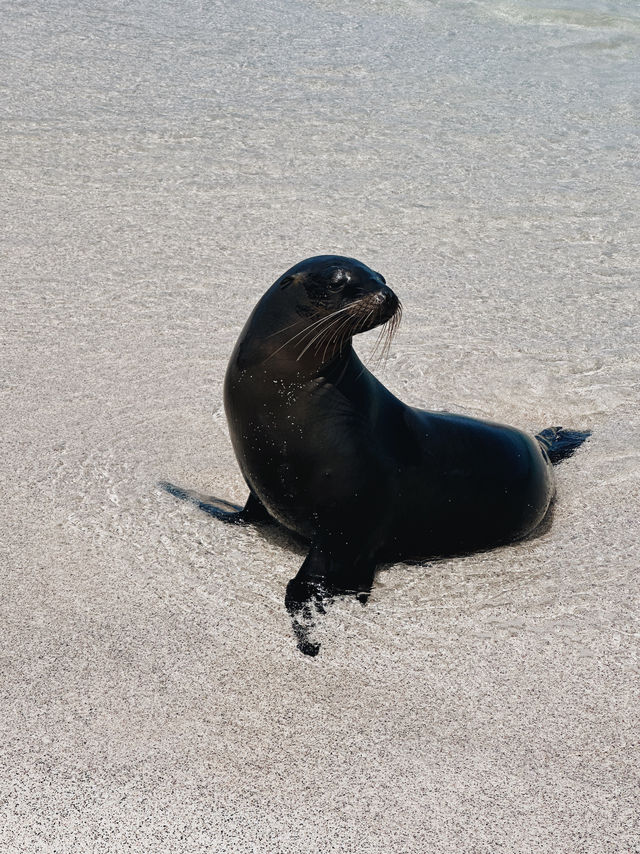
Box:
[317,347,362,385]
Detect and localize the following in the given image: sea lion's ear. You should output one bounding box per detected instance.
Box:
[280,276,294,290]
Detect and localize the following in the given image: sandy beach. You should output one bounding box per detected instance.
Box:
[1,0,639,850]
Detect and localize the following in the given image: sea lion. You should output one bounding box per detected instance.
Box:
[163,255,589,655]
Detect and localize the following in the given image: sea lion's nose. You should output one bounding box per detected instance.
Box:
[374,285,395,305]
[376,284,399,311]
[372,284,399,321]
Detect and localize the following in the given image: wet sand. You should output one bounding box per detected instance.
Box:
[1,0,639,850]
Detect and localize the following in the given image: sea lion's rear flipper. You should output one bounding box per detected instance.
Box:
[159,482,272,525]
[535,427,591,465]
[284,544,376,656]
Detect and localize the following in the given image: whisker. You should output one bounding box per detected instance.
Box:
[265,312,322,340]
[369,323,387,362]
[266,295,402,366]
[267,307,352,360]
[321,317,346,362]
[357,309,375,336]
[298,297,368,362]
[321,310,368,361]
[296,310,355,361]
[324,313,360,355]
[368,300,402,369]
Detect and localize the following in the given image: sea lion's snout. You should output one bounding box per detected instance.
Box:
[370,283,400,323]
[345,281,401,338]
[372,286,391,304]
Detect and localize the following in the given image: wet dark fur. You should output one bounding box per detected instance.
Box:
[162,255,590,656]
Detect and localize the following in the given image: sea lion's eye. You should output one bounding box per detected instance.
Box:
[327,270,347,291]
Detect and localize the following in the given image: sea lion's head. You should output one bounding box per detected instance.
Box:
[261,255,402,367]
[276,255,400,331]
[233,256,402,372]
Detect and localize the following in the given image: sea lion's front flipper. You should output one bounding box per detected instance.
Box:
[284,543,376,656]
[285,545,333,657]
[159,482,272,525]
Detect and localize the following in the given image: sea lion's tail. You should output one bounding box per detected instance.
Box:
[535,427,591,465]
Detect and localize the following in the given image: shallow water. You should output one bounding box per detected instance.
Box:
[1,0,639,850]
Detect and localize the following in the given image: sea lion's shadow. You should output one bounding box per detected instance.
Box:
[161,482,557,657]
